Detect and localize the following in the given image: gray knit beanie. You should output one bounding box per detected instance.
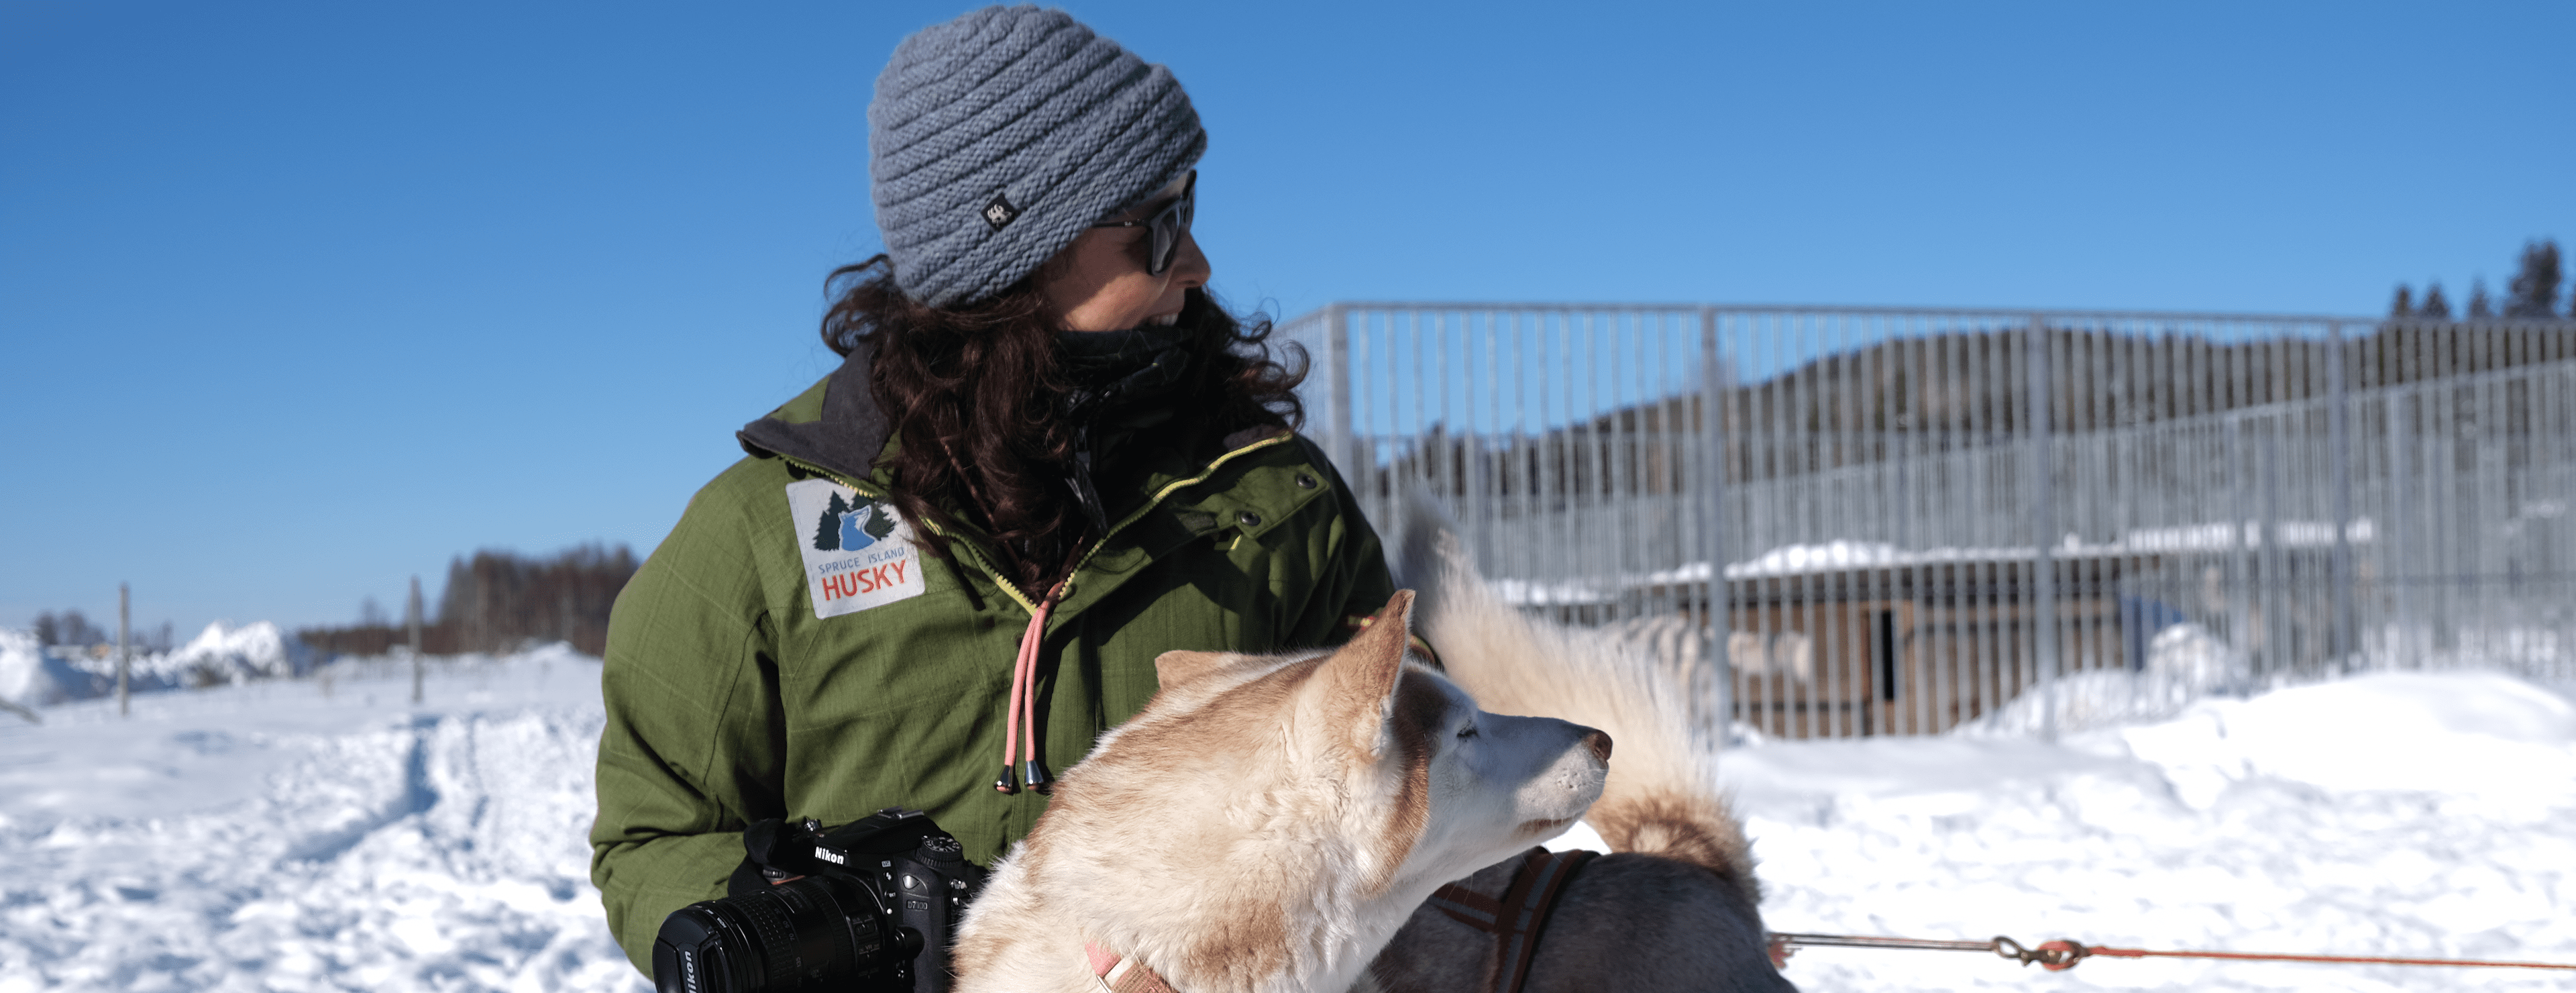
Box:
[870,5,1206,307]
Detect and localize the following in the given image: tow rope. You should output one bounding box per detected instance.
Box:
[1765,931,2576,974]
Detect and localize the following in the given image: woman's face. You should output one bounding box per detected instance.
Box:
[1040,173,1211,332]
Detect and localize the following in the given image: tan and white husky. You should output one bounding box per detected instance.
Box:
[952,590,1612,993]
[1367,505,1796,992]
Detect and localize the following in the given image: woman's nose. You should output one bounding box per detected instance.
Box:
[1169,227,1211,289]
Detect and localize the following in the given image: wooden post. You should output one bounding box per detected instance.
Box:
[117,582,131,717]
[407,576,424,704]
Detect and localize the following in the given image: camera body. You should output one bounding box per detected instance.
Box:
[653,808,985,993]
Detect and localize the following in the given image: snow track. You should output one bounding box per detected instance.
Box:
[0,647,642,992]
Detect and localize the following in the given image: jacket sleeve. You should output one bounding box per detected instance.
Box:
[1283,436,1400,649]
[590,474,790,975]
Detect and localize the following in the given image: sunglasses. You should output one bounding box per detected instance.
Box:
[1089,170,1196,276]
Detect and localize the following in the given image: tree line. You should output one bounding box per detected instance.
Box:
[28,611,174,652]
[2389,239,2565,319]
[298,542,639,658]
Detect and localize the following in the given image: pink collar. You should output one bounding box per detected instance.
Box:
[1084,943,1181,993]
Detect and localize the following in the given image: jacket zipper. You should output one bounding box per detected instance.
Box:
[775,431,1297,619]
[1060,431,1297,593]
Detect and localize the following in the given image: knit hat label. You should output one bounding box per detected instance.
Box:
[981,191,1020,231]
[786,478,928,619]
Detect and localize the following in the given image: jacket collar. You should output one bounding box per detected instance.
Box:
[735,340,892,486]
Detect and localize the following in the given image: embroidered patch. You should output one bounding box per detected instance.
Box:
[981,191,1020,231]
[786,478,927,619]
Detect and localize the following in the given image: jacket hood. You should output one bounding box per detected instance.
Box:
[737,342,891,486]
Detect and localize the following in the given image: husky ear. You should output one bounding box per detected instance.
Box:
[1312,590,1415,758]
[1154,649,1234,688]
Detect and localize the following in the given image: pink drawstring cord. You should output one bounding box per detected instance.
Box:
[996,583,1065,794]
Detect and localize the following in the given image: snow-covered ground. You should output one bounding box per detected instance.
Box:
[0,646,641,992]
[1715,671,2576,992]
[3,635,2571,992]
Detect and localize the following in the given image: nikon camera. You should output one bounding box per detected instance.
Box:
[653,808,985,993]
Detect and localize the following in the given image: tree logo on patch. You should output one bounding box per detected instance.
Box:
[812,492,897,552]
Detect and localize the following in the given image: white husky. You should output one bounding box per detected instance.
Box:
[951,590,1611,993]
[1368,505,1793,992]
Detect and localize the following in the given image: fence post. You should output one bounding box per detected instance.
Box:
[117,582,130,718]
[1323,304,1353,476]
[407,575,424,705]
[1699,306,1733,729]
[2385,380,2413,670]
[2327,321,2357,670]
[2025,317,2059,739]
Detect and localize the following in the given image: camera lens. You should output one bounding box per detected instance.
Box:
[653,876,891,992]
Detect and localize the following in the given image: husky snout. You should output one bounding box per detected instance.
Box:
[1483,713,1610,830]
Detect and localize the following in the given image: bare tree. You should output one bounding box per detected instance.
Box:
[32,611,107,647]
[435,543,639,654]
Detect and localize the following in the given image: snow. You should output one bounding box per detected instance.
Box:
[1713,672,2576,991]
[2,622,315,709]
[0,643,642,992]
[1710,521,2379,578]
[1955,623,2249,737]
[6,625,2573,992]
[156,620,313,682]
[1494,523,2379,605]
[0,628,40,704]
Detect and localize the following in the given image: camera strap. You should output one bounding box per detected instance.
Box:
[726,817,804,896]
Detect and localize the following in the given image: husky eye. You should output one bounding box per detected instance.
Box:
[1456,723,1479,740]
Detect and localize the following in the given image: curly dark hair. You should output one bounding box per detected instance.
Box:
[818,254,1305,596]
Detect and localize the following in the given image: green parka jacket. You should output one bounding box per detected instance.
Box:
[588,344,1395,971]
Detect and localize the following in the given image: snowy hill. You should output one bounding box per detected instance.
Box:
[0,621,317,709]
[0,628,40,705]
[3,639,2571,991]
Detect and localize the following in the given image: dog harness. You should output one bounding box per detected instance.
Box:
[1426,847,1601,993]
[1075,848,1591,993]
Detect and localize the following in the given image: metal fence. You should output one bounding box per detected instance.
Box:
[1279,304,2576,738]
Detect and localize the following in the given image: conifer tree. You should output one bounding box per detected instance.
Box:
[813,492,849,551]
[2419,282,2452,317]
[2506,239,2563,318]
[2467,278,2493,318]
[2388,284,2414,317]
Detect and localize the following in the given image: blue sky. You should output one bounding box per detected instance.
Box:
[3,1,2569,637]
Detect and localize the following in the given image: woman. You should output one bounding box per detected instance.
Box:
[587,5,1397,972]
